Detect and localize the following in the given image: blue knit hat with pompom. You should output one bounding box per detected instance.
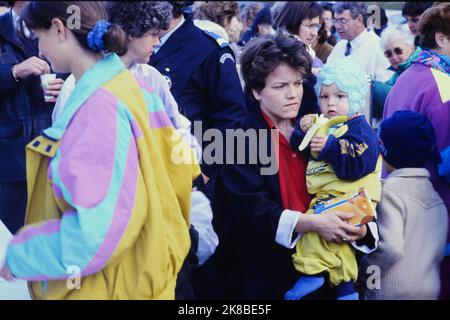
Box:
[315,57,368,116]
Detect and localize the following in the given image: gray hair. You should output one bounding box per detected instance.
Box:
[380,26,415,50]
[333,2,368,26]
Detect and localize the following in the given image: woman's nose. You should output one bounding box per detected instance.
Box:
[286,85,298,98]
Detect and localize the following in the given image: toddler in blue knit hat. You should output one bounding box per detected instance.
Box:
[360,110,447,299]
[286,57,382,300]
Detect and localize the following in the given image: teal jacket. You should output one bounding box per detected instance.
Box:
[371,47,422,119]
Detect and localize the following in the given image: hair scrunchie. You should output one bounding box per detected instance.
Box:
[87,20,112,52]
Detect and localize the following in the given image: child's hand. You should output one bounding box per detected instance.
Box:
[300,114,315,133]
[310,136,328,153]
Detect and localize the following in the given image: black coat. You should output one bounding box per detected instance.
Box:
[0,11,53,182]
[212,97,310,300]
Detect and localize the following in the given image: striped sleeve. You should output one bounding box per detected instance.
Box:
[6,89,139,281]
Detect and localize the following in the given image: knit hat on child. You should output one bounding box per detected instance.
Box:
[314,57,368,116]
[439,146,450,183]
[378,110,441,169]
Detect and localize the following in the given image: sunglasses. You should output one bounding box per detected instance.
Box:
[384,47,404,58]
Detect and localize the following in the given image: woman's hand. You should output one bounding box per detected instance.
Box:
[0,264,15,282]
[44,78,65,103]
[355,224,367,240]
[310,135,328,153]
[314,211,360,243]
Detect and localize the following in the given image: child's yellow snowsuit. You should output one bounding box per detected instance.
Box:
[293,115,381,286]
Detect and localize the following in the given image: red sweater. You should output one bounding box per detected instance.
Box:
[261,111,311,213]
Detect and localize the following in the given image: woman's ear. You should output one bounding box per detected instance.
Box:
[252,89,262,101]
[435,31,449,50]
[51,18,67,42]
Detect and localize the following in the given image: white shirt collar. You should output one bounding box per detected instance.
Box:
[349,28,369,50]
[11,8,20,30]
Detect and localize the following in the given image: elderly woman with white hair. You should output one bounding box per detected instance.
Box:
[371,27,421,119]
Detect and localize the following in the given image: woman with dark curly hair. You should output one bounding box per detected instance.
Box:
[213,32,361,299]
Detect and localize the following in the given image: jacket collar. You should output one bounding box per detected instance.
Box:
[43,53,126,141]
[386,167,430,180]
[150,17,195,65]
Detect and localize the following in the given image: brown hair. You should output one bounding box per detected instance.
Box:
[193,1,239,28]
[419,2,450,49]
[240,3,264,29]
[240,31,312,99]
[274,2,323,36]
[21,1,127,55]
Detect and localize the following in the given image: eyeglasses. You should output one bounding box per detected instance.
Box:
[384,47,404,58]
[301,23,322,31]
[332,18,351,25]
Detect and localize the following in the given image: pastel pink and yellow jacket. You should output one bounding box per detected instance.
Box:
[4,54,200,299]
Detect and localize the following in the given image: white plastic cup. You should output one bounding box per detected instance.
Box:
[40,73,56,102]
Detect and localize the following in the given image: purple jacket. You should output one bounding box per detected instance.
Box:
[384,62,450,239]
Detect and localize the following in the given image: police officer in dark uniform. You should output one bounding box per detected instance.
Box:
[150,1,247,300]
[150,2,247,196]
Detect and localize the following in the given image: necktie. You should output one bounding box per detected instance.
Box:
[345,42,352,56]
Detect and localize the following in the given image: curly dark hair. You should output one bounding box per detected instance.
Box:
[240,32,312,99]
[105,1,173,38]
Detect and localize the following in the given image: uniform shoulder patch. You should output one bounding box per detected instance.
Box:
[202,29,229,48]
[220,53,235,64]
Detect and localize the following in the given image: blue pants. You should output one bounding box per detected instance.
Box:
[0,181,27,234]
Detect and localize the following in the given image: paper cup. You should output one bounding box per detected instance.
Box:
[40,73,56,102]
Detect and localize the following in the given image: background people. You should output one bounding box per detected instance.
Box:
[0,0,64,233]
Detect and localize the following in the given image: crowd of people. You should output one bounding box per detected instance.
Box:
[0,1,449,300]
